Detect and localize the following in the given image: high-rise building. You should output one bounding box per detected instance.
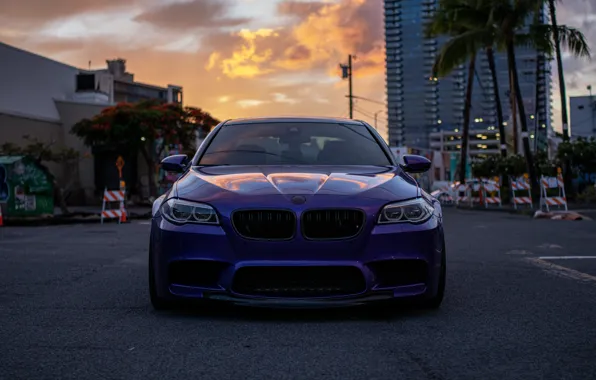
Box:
[383,0,552,156]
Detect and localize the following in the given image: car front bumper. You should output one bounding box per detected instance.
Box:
[150,213,444,308]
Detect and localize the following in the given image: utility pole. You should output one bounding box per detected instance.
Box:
[373,110,384,130]
[339,55,355,119]
[348,55,353,119]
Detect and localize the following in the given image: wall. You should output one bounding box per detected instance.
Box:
[570,96,596,139]
[0,113,64,181]
[55,100,108,203]
[0,42,79,121]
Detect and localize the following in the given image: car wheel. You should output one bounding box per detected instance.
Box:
[149,246,174,310]
[418,242,446,309]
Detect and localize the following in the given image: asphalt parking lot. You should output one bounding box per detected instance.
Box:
[1,209,595,380]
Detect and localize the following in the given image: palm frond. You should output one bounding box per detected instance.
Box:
[434,29,488,77]
[555,25,592,59]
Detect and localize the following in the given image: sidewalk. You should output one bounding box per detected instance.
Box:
[2,205,152,226]
[452,203,596,220]
[54,206,152,218]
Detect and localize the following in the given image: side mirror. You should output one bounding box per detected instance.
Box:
[401,154,431,173]
[161,154,188,173]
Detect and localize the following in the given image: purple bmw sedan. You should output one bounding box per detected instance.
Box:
[149,117,446,310]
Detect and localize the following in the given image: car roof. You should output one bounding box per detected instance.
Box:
[223,116,366,126]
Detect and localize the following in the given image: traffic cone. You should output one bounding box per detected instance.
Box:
[0,205,4,226]
[120,205,127,223]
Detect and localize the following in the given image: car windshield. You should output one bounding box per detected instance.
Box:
[197,122,392,166]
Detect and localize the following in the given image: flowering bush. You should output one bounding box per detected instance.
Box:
[71,100,220,197]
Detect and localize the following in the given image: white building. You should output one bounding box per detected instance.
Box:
[570,94,596,139]
[0,42,183,204]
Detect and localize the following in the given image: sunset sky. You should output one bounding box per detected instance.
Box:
[1,0,595,138]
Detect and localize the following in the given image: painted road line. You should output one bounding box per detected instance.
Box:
[538,256,596,260]
[525,257,596,285]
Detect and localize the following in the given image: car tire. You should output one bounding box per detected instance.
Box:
[418,242,446,309]
[149,246,174,311]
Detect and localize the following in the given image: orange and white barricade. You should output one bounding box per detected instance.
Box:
[455,183,469,205]
[101,188,127,224]
[431,184,455,205]
[482,179,502,208]
[510,176,532,209]
[467,180,484,207]
[539,174,567,212]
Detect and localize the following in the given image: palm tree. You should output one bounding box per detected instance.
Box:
[488,0,590,198]
[428,0,590,192]
[486,45,508,158]
[426,0,492,183]
[547,0,569,141]
[539,0,590,192]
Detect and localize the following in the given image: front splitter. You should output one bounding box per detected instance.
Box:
[201,291,396,309]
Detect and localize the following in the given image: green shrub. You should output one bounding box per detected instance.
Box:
[576,185,596,204]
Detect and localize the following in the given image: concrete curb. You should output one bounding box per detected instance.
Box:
[452,205,535,216]
[452,205,594,220]
[2,212,152,227]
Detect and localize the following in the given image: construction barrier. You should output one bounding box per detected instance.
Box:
[539,174,567,212]
[481,178,502,208]
[455,183,469,205]
[510,176,533,209]
[430,184,455,205]
[101,188,127,224]
[467,180,484,207]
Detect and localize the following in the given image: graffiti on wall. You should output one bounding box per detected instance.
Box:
[0,165,8,202]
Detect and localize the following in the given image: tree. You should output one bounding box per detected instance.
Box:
[0,136,82,214]
[426,0,490,183]
[427,0,509,161]
[71,100,220,198]
[486,0,590,203]
[530,0,591,194]
[545,0,591,142]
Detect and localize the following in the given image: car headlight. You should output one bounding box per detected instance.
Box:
[378,198,434,224]
[161,198,219,225]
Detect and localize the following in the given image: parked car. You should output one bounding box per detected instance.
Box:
[149,117,446,310]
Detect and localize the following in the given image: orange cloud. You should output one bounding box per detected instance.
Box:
[1,0,389,135]
[207,29,280,78]
[206,0,384,79]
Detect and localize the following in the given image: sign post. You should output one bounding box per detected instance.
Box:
[115,156,126,222]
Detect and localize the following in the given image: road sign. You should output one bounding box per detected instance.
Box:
[116,156,125,178]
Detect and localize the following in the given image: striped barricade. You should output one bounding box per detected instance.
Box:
[431,184,455,205]
[539,174,567,212]
[101,188,127,224]
[510,176,532,209]
[482,180,502,208]
[467,180,484,207]
[455,183,469,205]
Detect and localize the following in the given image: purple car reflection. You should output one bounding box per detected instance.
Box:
[149,117,446,309]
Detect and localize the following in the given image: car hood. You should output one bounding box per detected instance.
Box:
[174,165,419,203]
